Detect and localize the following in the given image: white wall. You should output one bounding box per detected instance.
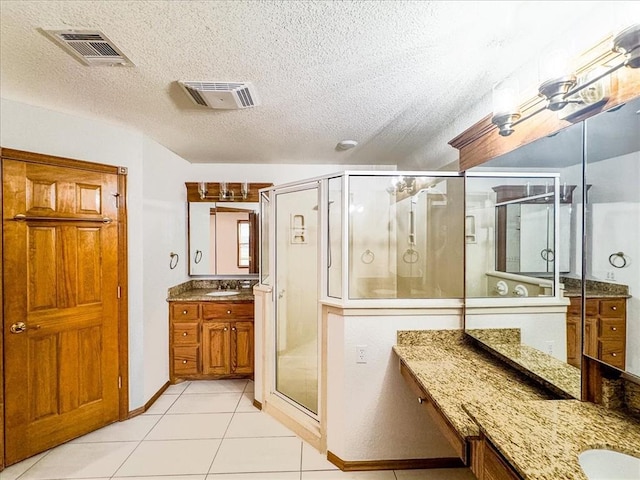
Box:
[326,311,463,461]
[141,137,191,402]
[0,98,192,409]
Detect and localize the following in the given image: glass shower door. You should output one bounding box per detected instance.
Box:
[274,185,319,416]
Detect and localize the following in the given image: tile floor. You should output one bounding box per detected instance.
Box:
[1,379,475,480]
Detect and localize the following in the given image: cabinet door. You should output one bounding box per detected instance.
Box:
[202,322,231,375]
[232,321,254,375]
[566,316,581,368]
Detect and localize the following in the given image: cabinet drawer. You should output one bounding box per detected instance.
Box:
[598,340,625,369]
[598,318,625,339]
[173,346,199,374]
[599,299,625,317]
[171,303,200,320]
[203,302,253,319]
[585,299,599,317]
[173,322,199,345]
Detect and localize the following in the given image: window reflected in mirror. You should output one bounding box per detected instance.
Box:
[188,202,259,276]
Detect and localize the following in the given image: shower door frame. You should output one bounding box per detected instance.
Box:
[269,181,323,423]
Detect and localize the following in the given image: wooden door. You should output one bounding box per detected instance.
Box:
[232,321,254,374]
[3,159,120,465]
[202,322,230,375]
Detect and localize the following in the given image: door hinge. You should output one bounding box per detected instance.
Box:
[118,376,122,389]
[117,285,122,298]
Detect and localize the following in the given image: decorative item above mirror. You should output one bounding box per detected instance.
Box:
[186,182,272,277]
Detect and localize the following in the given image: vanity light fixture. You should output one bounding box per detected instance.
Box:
[195,181,255,201]
[492,23,640,137]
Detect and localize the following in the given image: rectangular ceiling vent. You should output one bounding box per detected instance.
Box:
[41,29,134,66]
[178,81,260,109]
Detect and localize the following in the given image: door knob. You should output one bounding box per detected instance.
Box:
[10,322,27,334]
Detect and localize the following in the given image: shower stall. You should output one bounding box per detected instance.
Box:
[257,171,464,439]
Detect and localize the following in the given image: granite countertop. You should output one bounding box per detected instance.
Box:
[463,400,640,480]
[467,329,581,400]
[166,279,257,302]
[561,277,630,298]
[393,330,553,438]
[562,289,631,298]
[394,330,640,479]
[167,288,255,302]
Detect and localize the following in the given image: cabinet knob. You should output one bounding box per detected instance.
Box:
[612,306,617,311]
[227,310,232,314]
[182,360,188,364]
[182,310,188,314]
[612,353,617,357]
[612,327,617,331]
[182,332,188,336]
[224,327,228,331]
[232,327,236,331]
[418,397,426,404]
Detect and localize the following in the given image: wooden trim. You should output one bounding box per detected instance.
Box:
[326,451,464,472]
[0,148,120,174]
[449,36,640,171]
[144,381,170,411]
[186,182,273,203]
[127,406,145,419]
[127,381,170,419]
[252,399,262,410]
[0,159,4,472]
[117,170,130,421]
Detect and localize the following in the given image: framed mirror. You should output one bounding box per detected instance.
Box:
[583,96,639,377]
[188,201,259,276]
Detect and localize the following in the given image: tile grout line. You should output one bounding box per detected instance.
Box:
[204,380,248,475]
[299,439,304,480]
[108,383,185,479]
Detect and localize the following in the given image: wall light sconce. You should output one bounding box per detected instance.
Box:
[492,23,640,137]
[219,182,232,200]
[198,181,208,199]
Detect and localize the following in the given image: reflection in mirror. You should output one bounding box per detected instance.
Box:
[464,121,584,399]
[584,96,640,376]
[189,202,259,276]
[466,175,562,298]
[348,174,464,299]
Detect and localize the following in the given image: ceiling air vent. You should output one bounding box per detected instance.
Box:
[178,81,260,109]
[41,29,134,66]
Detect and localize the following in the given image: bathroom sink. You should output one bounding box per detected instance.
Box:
[206,291,240,297]
[578,449,640,479]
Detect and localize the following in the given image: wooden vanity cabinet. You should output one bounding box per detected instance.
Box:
[170,301,254,382]
[474,434,521,480]
[566,296,626,370]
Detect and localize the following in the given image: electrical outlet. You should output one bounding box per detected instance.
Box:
[545,341,554,356]
[356,345,367,364]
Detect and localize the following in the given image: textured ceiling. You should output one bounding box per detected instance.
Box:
[0,1,622,166]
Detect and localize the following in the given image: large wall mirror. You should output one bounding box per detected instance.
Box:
[584,96,639,379]
[464,94,640,398]
[188,201,259,276]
